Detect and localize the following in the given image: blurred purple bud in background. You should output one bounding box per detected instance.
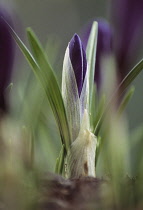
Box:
[69,34,87,96]
[81,19,112,89]
[111,0,143,81]
[0,5,15,113]
[81,0,143,89]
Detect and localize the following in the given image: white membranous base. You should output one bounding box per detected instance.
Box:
[66,109,97,178]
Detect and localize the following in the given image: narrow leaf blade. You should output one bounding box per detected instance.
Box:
[6,19,71,151]
[86,21,98,114]
[2,18,40,73]
[119,59,143,92]
[55,144,65,174]
[117,86,135,115]
[27,28,71,151]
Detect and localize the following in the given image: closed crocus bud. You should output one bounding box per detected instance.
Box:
[111,0,143,81]
[69,34,87,96]
[81,19,112,89]
[62,34,88,142]
[62,35,97,178]
[0,6,15,113]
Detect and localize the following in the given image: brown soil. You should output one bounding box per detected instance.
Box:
[36,173,142,210]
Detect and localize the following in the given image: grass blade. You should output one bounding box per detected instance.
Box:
[119,59,143,92]
[117,86,135,116]
[86,21,98,114]
[55,144,65,174]
[26,28,71,151]
[94,94,105,131]
[6,21,71,151]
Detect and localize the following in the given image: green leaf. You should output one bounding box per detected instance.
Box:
[95,58,143,135]
[55,144,65,174]
[86,21,98,114]
[26,28,71,151]
[95,135,101,167]
[90,83,97,130]
[119,59,143,92]
[117,86,135,116]
[94,94,105,133]
[6,20,71,152]
[3,19,40,72]
[130,124,143,175]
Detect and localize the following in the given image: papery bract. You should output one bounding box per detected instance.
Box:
[67,109,97,178]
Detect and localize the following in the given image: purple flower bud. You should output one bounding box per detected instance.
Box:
[0,6,15,113]
[69,34,87,96]
[81,19,112,88]
[111,0,143,81]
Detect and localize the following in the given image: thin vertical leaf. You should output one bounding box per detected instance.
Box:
[86,21,98,113]
[94,94,105,133]
[5,20,71,151]
[55,144,65,174]
[117,86,135,116]
[26,28,71,151]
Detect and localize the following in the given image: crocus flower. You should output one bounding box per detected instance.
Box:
[62,34,85,130]
[62,34,88,141]
[0,6,15,113]
[62,34,97,178]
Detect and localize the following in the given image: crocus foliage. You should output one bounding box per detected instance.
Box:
[6,13,143,179]
[0,7,15,113]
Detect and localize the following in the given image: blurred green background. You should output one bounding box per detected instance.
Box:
[3,0,143,131]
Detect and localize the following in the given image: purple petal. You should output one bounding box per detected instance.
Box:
[69,34,87,96]
[111,0,143,81]
[0,6,15,113]
[81,19,112,89]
